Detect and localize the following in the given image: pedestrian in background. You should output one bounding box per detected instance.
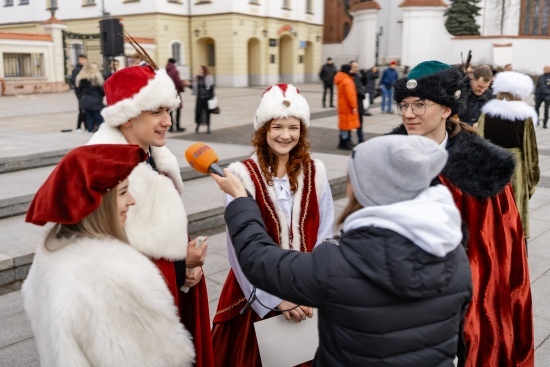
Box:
[75,62,105,133]
[334,64,359,150]
[22,144,195,367]
[459,65,493,126]
[390,60,534,367]
[535,66,550,128]
[192,65,215,134]
[477,71,540,239]
[69,53,87,131]
[210,134,471,367]
[166,58,188,132]
[361,65,379,116]
[350,60,366,143]
[379,60,398,114]
[319,57,336,108]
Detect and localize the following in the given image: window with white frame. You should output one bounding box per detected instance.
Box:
[3,53,44,77]
[306,0,312,13]
[19,0,29,5]
[171,42,183,65]
[5,0,14,6]
[283,0,290,9]
[83,0,95,5]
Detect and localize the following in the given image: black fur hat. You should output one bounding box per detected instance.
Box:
[393,60,469,116]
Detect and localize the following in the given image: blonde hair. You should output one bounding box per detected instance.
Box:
[496,92,521,102]
[44,189,129,251]
[336,186,363,227]
[75,62,105,87]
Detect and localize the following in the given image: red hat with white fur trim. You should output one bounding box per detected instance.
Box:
[254,83,310,130]
[101,65,181,127]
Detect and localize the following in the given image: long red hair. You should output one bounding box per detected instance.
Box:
[252,120,310,192]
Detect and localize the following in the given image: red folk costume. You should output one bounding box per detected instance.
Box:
[211,83,334,367]
[391,123,534,367]
[88,65,215,367]
[212,155,331,367]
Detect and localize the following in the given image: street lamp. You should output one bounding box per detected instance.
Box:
[47,5,58,18]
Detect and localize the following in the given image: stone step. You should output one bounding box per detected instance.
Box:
[0,139,253,220]
[0,151,349,287]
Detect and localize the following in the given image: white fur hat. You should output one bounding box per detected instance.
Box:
[492,71,534,99]
[101,65,180,127]
[254,83,310,130]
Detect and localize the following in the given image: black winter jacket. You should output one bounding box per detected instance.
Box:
[458,89,493,126]
[77,79,105,111]
[226,197,472,367]
[319,63,337,84]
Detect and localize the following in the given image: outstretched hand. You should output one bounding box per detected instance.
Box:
[210,169,247,198]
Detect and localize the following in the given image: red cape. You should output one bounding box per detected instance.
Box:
[440,177,534,367]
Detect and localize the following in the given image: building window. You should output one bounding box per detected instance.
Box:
[171,42,183,65]
[206,44,215,67]
[19,0,29,4]
[283,0,290,10]
[82,0,95,5]
[306,0,312,13]
[3,53,44,77]
[521,0,550,35]
[249,0,259,4]
[4,0,14,6]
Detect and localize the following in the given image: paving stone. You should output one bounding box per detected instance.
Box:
[531,274,550,321]
[0,338,39,367]
[0,291,25,320]
[535,315,550,349]
[0,311,33,349]
[0,254,13,272]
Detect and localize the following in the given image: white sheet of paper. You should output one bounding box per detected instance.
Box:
[254,311,319,367]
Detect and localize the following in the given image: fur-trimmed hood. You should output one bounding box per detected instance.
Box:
[389,124,515,198]
[482,99,538,125]
[87,124,188,260]
[22,237,195,367]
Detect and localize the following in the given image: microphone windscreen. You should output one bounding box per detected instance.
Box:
[185,142,219,174]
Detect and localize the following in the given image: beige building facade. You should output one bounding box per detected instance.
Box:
[0,1,324,92]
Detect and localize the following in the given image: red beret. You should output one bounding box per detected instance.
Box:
[26,144,146,226]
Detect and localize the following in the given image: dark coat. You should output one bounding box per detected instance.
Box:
[535,72,550,97]
[319,63,337,84]
[352,72,366,101]
[458,89,493,126]
[76,79,105,111]
[166,62,184,93]
[379,68,398,88]
[361,68,380,98]
[225,197,472,367]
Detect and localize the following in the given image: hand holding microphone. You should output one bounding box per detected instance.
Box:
[184,143,247,198]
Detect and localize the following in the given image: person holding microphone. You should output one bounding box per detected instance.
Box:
[211,83,334,367]
[210,135,472,367]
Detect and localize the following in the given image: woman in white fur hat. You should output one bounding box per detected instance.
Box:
[211,83,334,367]
[476,71,540,238]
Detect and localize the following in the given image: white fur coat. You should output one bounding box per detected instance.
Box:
[88,124,187,260]
[22,237,195,367]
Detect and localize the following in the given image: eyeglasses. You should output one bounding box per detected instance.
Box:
[396,101,438,116]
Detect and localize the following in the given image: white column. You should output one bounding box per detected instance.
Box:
[339,7,379,68]
[41,21,67,83]
[400,6,453,68]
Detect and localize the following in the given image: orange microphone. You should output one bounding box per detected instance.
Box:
[185,142,226,177]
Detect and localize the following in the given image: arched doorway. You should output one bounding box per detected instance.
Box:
[247,38,261,86]
[304,41,314,83]
[195,37,216,76]
[278,34,294,83]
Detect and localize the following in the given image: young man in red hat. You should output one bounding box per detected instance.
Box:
[88,64,214,367]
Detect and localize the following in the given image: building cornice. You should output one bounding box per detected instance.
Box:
[350,1,381,12]
[398,0,447,7]
[0,32,53,41]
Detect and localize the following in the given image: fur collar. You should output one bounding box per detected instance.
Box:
[228,153,326,250]
[88,123,185,195]
[482,99,538,125]
[389,124,515,198]
[88,124,188,260]
[23,237,194,366]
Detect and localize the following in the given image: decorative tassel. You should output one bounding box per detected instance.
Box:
[123,30,158,70]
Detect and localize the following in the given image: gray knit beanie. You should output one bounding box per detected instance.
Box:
[348,135,448,207]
